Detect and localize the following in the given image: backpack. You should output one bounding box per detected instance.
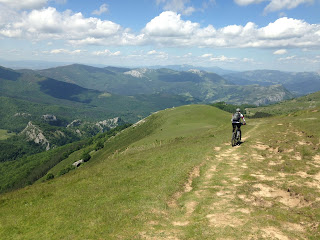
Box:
[232,112,240,121]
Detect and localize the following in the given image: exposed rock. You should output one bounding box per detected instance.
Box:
[14,112,31,117]
[254,92,287,105]
[42,114,57,122]
[95,117,125,132]
[54,130,65,137]
[188,69,204,76]
[75,129,82,136]
[72,159,84,167]
[123,68,148,78]
[20,121,50,150]
[67,119,82,128]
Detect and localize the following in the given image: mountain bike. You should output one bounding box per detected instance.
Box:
[231,123,245,146]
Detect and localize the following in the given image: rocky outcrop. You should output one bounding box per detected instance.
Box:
[72,159,84,167]
[95,117,125,132]
[20,121,50,150]
[67,119,82,128]
[14,112,31,117]
[42,114,57,122]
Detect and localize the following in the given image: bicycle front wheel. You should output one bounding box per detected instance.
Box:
[231,132,237,146]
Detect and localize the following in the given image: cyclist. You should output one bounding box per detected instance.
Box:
[231,108,246,141]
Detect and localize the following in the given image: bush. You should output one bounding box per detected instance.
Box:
[82,151,91,162]
[58,166,75,176]
[95,140,104,151]
[46,173,54,180]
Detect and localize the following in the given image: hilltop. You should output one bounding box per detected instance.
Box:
[0,98,319,239]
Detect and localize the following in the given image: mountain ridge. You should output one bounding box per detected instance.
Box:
[37,64,294,105]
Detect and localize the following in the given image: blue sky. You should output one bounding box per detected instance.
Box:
[0,0,319,72]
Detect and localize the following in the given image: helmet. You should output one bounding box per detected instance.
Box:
[236,108,241,112]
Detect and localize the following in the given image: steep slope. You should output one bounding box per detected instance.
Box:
[0,104,319,239]
[37,64,293,105]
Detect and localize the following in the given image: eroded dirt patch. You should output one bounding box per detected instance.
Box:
[168,164,203,208]
[206,213,244,227]
[262,227,290,240]
[252,184,308,208]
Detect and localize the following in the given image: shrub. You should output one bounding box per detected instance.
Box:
[58,166,75,176]
[95,140,104,151]
[82,151,91,162]
[46,173,54,180]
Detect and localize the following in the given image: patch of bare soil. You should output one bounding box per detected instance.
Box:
[214,146,221,151]
[250,174,276,181]
[251,152,265,161]
[313,155,320,165]
[168,164,203,208]
[283,222,306,233]
[262,227,290,240]
[252,184,309,208]
[206,213,244,227]
[253,143,269,151]
[185,201,198,215]
[238,194,273,208]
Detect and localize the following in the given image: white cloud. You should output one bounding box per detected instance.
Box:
[92,4,108,16]
[234,0,266,6]
[0,7,125,42]
[242,57,254,62]
[49,48,84,54]
[0,0,48,10]
[273,49,287,55]
[1,7,320,51]
[279,55,296,61]
[143,13,320,49]
[143,11,199,37]
[147,50,168,58]
[147,50,157,55]
[258,17,311,39]
[221,24,243,35]
[156,0,196,15]
[93,49,121,56]
[201,53,213,58]
[264,0,314,13]
[210,55,237,62]
[234,0,314,14]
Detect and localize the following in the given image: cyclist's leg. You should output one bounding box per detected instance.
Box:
[238,123,241,140]
[232,123,236,133]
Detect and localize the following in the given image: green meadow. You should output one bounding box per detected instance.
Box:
[0,103,319,239]
[0,129,15,140]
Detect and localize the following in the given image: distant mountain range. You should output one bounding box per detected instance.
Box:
[37,64,294,106]
[223,70,320,96]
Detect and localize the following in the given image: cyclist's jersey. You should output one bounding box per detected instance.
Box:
[231,113,246,124]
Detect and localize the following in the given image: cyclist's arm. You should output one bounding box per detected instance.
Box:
[240,114,246,124]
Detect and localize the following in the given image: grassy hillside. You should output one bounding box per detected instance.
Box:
[0,103,319,239]
[0,105,230,239]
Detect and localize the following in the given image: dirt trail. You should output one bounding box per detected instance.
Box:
[142,121,319,239]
